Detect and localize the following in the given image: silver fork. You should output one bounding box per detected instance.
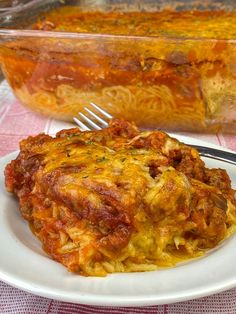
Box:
[73,102,112,131]
[73,102,236,165]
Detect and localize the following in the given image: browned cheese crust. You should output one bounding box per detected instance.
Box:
[4,120,236,276]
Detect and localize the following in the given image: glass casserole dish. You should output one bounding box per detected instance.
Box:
[0,0,236,132]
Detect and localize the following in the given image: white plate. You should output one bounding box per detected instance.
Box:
[0,135,236,307]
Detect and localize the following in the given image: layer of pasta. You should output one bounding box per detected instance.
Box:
[1,8,236,131]
[4,120,236,276]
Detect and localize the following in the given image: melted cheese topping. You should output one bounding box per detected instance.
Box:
[5,120,236,276]
[35,8,236,39]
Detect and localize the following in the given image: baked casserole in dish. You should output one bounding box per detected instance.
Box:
[0,0,236,132]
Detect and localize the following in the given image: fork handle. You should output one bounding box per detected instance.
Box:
[190,144,236,165]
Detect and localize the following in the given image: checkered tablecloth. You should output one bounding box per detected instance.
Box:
[0,80,236,314]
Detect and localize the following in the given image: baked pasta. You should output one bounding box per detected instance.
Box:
[5,120,236,276]
[1,8,236,132]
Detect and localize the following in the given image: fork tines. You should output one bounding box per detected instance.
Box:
[74,102,113,131]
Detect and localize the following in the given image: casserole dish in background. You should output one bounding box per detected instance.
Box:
[0,0,45,81]
[0,0,236,133]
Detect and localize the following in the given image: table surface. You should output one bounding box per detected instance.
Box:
[0,80,236,314]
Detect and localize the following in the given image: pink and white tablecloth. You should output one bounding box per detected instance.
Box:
[0,80,236,314]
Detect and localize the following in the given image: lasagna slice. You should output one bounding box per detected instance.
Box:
[5,120,236,276]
